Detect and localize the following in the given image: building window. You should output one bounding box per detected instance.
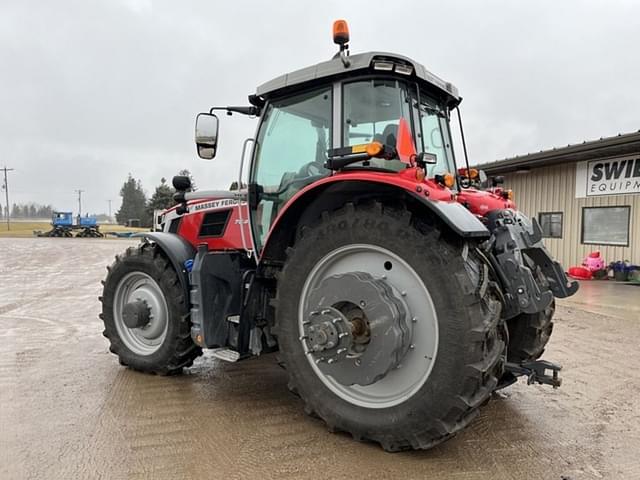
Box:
[538,212,563,238]
[581,206,631,246]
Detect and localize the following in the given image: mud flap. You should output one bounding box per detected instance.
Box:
[485,209,578,319]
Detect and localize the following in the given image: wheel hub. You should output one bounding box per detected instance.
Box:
[301,271,413,386]
[122,299,152,329]
[303,307,353,362]
[113,272,169,356]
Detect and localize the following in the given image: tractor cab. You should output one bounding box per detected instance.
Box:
[193,22,471,252]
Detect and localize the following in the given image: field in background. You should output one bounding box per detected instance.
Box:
[0,221,148,238]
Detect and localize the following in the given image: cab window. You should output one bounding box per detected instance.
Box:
[417,97,456,177]
[342,79,411,172]
[251,87,332,247]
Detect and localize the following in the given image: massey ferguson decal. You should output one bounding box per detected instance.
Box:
[576,156,640,197]
[192,198,240,211]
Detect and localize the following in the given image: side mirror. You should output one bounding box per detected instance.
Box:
[491,175,504,187]
[195,113,219,159]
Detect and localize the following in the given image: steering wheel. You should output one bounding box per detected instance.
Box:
[261,162,327,201]
[299,160,324,177]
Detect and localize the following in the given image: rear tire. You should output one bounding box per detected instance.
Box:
[274,202,504,451]
[100,242,202,374]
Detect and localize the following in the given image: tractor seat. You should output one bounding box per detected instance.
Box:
[371,124,405,171]
[381,124,397,147]
[373,123,398,146]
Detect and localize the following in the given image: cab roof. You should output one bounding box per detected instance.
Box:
[254,51,461,106]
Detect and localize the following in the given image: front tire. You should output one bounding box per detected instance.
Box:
[100,242,202,374]
[507,301,555,363]
[275,202,504,451]
[507,260,555,363]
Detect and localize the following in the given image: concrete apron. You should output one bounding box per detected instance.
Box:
[558,279,640,322]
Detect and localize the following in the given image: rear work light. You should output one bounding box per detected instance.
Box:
[394,63,413,75]
[373,61,394,71]
[372,60,414,75]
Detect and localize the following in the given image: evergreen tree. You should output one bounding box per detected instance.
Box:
[177,169,197,191]
[115,174,149,226]
[36,204,53,218]
[147,177,175,217]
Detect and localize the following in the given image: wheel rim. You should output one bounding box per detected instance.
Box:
[113,272,169,356]
[298,244,439,409]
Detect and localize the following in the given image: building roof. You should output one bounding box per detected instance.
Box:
[255,51,460,103]
[475,130,640,175]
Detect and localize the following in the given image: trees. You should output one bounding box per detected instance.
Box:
[115,171,197,227]
[147,177,175,221]
[115,174,148,226]
[5,203,53,218]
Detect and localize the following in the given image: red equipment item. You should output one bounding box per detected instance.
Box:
[568,266,592,280]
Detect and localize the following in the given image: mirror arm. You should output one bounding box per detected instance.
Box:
[209,106,260,116]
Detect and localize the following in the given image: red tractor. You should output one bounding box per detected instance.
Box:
[100,21,578,451]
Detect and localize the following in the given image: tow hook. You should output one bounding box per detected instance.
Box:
[505,359,562,388]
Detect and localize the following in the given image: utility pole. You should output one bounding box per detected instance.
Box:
[2,166,14,231]
[76,189,84,216]
[75,189,84,223]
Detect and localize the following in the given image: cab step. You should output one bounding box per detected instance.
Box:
[210,348,241,363]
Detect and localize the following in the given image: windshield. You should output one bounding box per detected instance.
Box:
[342,78,456,177]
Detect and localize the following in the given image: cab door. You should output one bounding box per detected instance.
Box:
[250,87,333,251]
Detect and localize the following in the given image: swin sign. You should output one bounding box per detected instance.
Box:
[575,156,640,197]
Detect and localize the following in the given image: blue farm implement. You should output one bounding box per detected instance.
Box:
[40,211,104,238]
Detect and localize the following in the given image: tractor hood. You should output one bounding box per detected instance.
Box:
[254,51,461,107]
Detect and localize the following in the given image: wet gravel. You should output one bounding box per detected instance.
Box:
[1,238,639,480]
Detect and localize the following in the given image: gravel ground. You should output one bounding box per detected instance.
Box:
[1,238,639,480]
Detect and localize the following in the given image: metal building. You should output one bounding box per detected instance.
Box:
[477,130,640,268]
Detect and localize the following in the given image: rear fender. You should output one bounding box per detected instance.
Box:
[132,232,195,301]
[260,178,489,263]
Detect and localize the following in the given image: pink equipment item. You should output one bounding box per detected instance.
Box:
[584,251,605,272]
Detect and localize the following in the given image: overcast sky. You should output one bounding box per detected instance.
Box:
[1,0,638,215]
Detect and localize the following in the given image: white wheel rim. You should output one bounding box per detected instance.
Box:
[113,272,169,356]
[299,244,439,409]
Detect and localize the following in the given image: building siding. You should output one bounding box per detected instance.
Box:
[503,162,640,268]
